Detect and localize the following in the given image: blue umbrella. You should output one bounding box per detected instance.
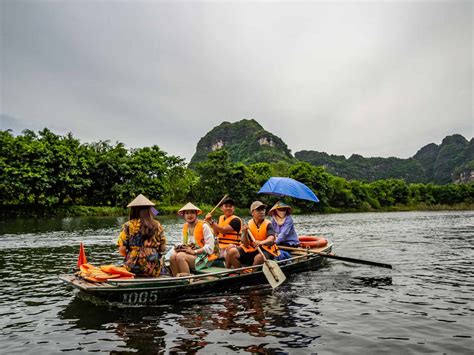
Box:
[258,177,319,203]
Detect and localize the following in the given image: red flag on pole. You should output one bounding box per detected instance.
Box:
[77,242,87,269]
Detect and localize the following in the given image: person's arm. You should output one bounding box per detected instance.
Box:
[159,232,167,253]
[204,213,222,234]
[241,224,251,247]
[117,224,128,256]
[229,218,241,233]
[275,218,292,244]
[206,215,239,235]
[210,220,235,235]
[119,246,127,257]
[198,223,215,255]
[254,223,277,247]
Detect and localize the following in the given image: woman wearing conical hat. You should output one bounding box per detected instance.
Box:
[117,194,167,277]
[268,201,300,247]
[169,202,217,277]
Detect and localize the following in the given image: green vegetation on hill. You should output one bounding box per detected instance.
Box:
[431,135,471,184]
[1,127,472,217]
[192,152,473,213]
[190,119,472,185]
[188,119,295,168]
[294,151,427,183]
[296,134,473,184]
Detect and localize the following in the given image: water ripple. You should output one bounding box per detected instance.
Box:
[0,211,473,353]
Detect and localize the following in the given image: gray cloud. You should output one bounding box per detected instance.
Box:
[1,0,472,160]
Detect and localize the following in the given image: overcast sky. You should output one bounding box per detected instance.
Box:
[1,0,472,162]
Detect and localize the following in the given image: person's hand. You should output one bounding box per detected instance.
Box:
[205,213,212,222]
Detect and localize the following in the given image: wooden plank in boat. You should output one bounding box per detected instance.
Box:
[286,243,332,255]
[59,274,117,290]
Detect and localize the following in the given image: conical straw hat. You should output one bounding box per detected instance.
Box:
[127,194,155,208]
[178,202,202,215]
[268,201,292,215]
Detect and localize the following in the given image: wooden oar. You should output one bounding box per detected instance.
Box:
[208,194,229,215]
[279,246,393,269]
[247,229,286,288]
[204,194,228,229]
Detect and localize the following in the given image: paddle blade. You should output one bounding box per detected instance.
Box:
[262,260,286,289]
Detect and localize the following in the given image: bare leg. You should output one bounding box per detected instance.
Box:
[176,252,196,275]
[253,253,264,266]
[169,251,179,277]
[224,246,232,268]
[226,247,241,269]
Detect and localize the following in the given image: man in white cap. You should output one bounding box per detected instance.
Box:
[170,202,217,276]
[226,200,279,269]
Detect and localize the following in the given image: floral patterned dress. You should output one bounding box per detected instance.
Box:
[117,219,167,277]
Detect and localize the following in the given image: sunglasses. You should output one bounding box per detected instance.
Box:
[255,206,266,212]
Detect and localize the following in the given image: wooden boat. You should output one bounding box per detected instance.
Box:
[59,243,332,305]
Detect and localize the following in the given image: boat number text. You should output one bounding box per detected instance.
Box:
[123,291,159,304]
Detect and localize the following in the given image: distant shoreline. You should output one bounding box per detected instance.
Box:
[1,203,472,218]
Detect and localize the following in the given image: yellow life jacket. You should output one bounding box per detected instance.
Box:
[244,219,280,257]
[217,215,242,248]
[182,220,217,261]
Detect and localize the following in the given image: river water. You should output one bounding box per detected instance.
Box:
[0,211,473,354]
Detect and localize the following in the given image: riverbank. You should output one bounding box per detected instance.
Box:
[1,202,473,218]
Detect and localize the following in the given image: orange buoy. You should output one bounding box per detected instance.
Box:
[298,235,328,248]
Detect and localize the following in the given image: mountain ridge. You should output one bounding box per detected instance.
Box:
[188,119,295,168]
[190,119,473,184]
[296,134,473,184]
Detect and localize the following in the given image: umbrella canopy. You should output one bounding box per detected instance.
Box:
[258,177,319,203]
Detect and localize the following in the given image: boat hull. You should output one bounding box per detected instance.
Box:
[59,245,331,305]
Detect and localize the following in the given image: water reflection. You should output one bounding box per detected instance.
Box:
[169,289,325,352]
[58,287,327,353]
[0,216,128,235]
[60,297,168,353]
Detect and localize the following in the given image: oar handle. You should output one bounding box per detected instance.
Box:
[246,229,269,262]
[208,194,228,216]
[279,245,393,269]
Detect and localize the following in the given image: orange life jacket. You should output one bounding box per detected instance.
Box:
[182,220,205,247]
[217,215,242,248]
[182,220,217,260]
[244,219,280,257]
